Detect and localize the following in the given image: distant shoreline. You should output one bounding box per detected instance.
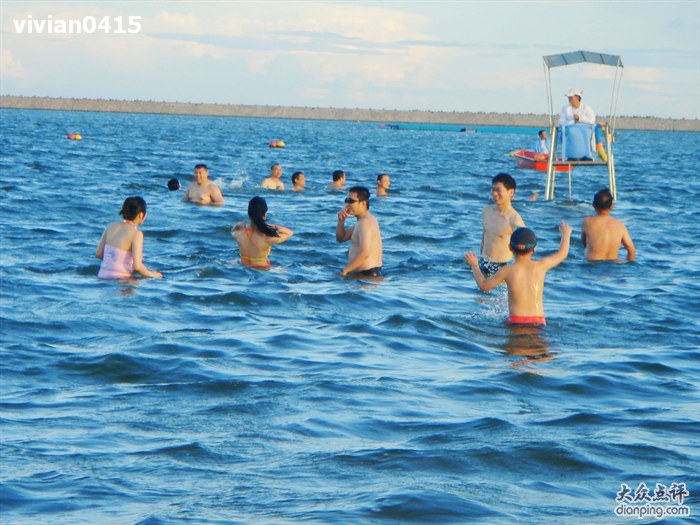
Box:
[1,95,698,132]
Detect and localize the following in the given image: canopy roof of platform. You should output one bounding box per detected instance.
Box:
[543,50,623,69]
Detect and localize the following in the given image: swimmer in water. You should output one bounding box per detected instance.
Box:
[582,188,636,262]
[326,170,346,191]
[183,164,224,205]
[336,186,383,278]
[261,163,285,190]
[291,171,306,192]
[376,173,391,196]
[465,222,572,326]
[167,178,181,191]
[231,196,293,269]
[96,196,163,279]
[479,173,526,278]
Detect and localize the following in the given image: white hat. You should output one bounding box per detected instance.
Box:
[566,88,583,97]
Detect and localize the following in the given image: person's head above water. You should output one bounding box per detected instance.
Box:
[248,196,279,237]
[120,196,147,221]
[332,170,346,182]
[510,227,537,254]
[167,178,181,191]
[291,171,304,185]
[593,188,614,210]
[492,172,516,191]
[347,186,370,210]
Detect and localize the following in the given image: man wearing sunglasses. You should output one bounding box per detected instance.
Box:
[336,186,383,278]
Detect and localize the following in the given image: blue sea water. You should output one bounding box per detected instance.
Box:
[0,108,699,525]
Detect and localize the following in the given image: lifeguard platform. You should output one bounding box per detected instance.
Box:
[542,51,623,200]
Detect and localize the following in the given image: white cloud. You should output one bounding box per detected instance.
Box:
[0,49,26,78]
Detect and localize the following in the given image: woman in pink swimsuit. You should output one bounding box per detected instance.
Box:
[96,196,162,279]
[231,196,293,269]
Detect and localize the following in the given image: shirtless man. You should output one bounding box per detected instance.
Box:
[291,171,306,192]
[336,186,383,277]
[326,170,346,191]
[376,173,391,196]
[465,222,573,326]
[582,188,636,262]
[183,164,224,206]
[479,173,525,277]
[261,163,285,190]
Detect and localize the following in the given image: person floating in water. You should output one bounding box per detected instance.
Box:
[167,178,181,191]
[582,188,635,262]
[376,173,391,196]
[465,222,573,326]
[96,196,162,279]
[231,196,293,269]
[291,171,306,192]
[336,186,383,278]
[261,163,285,190]
[326,170,346,191]
[183,164,224,205]
[479,173,526,278]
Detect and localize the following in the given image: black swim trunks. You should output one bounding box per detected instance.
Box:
[478,258,506,278]
[354,267,383,278]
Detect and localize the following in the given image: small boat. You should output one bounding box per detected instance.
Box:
[512,149,572,173]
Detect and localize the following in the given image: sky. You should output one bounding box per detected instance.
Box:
[1,1,698,119]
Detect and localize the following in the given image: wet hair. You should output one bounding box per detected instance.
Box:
[492,172,516,191]
[194,164,207,171]
[377,173,388,182]
[332,170,346,182]
[248,196,279,237]
[291,171,304,184]
[349,186,371,210]
[510,227,537,254]
[167,178,181,191]
[119,196,147,220]
[593,188,614,210]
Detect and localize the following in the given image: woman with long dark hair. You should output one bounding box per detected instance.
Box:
[231,196,293,269]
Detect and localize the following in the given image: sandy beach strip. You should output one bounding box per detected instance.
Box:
[1,95,697,132]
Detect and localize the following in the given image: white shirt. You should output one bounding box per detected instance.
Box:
[534,137,550,154]
[559,102,595,126]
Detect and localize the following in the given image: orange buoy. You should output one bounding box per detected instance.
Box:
[67,133,82,140]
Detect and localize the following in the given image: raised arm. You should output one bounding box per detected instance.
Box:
[336,208,353,243]
[540,221,573,271]
[268,224,293,245]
